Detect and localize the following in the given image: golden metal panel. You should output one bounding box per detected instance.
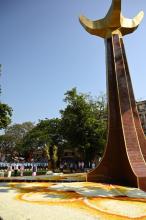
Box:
[79,0,144,38]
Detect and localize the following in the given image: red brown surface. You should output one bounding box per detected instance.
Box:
[87,34,146,191]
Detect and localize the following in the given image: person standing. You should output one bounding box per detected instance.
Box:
[7,164,12,178]
[60,162,64,172]
[91,161,96,169]
[81,161,85,172]
[32,165,37,176]
[78,161,82,172]
[20,164,24,176]
[70,162,73,173]
[14,163,19,176]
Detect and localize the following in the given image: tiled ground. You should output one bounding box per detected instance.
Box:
[1,178,146,220]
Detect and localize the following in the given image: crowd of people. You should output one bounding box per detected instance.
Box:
[0,160,97,177]
[59,161,96,173]
[7,163,38,177]
[0,162,47,178]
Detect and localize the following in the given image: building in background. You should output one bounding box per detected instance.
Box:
[137,100,146,135]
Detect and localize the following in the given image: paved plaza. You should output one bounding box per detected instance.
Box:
[1,174,146,220]
[0,172,86,183]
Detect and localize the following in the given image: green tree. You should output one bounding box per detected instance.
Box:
[0,103,12,130]
[21,118,62,169]
[5,122,34,141]
[0,65,13,130]
[60,88,107,164]
[0,134,16,161]
[0,122,34,161]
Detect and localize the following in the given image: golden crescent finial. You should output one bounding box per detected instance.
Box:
[79,0,144,38]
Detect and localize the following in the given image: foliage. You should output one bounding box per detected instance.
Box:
[0,103,13,130]
[3,169,47,177]
[5,122,34,141]
[60,88,107,163]
[0,87,107,166]
[0,122,34,161]
[0,135,16,161]
[20,118,62,169]
[0,66,13,130]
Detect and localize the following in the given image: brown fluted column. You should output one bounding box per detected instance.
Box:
[87,34,146,191]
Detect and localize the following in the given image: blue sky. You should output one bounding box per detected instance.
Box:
[1,0,146,124]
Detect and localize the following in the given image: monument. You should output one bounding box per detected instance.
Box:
[79,0,146,191]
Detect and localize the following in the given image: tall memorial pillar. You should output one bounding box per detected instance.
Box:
[80,0,146,191]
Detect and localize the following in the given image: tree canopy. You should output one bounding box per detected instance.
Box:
[0,67,13,130]
[0,122,34,162]
[0,103,12,130]
[20,118,62,168]
[0,87,107,165]
[60,88,107,162]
